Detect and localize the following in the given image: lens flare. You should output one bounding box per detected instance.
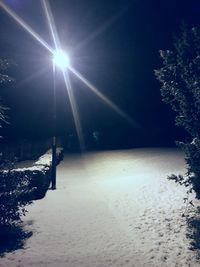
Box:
[69,66,140,129]
[62,70,85,151]
[53,50,70,69]
[0,1,53,53]
[73,4,131,52]
[41,0,60,50]
[0,0,142,150]
[41,0,84,147]
[15,66,48,88]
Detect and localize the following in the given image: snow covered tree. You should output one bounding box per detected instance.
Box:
[155,25,200,198]
[0,58,13,129]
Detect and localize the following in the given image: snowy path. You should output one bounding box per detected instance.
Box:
[1,148,199,267]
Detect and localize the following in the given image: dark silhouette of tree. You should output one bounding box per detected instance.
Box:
[0,59,33,254]
[0,58,13,128]
[155,25,200,197]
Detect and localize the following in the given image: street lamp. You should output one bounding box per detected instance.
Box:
[53,50,70,69]
[51,49,70,190]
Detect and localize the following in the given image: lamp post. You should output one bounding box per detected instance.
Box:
[51,50,70,190]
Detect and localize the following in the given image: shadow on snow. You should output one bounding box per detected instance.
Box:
[0,222,32,257]
[187,206,200,259]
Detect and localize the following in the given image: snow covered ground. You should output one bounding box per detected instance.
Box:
[1,148,200,267]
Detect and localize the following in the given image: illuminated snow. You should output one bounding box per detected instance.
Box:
[1,148,199,267]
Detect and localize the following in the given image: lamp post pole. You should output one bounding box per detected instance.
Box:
[51,61,57,190]
[51,50,70,190]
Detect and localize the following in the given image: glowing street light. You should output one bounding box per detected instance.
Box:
[53,50,70,69]
[0,0,137,193]
[51,49,70,190]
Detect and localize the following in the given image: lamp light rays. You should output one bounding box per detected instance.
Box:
[53,50,70,69]
[0,0,53,53]
[15,66,49,89]
[0,0,140,150]
[73,4,131,52]
[69,66,140,129]
[62,70,85,151]
[41,0,84,149]
[41,0,60,50]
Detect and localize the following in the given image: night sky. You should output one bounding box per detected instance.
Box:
[0,0,200,149]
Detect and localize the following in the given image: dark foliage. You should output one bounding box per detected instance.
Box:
[186,206,200,258]
[0,58,31,228]
[0,224,32,256]
[155,25,200,198]
[0,58,13,127]
[0,160,33,255]
[0,165,33,227]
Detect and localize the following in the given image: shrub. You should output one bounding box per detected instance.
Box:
[155,25,200,198]
[0,166,33,227]
[0,166,33,255]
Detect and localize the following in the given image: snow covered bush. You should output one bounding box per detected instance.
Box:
[1,165,51,201]
[0,169,33,227]
[0,147,63,230]
[1,58,28,229]
[0,148,64,203]
[35,147,64,167]
[0,58,31,230]
[0,164,33,255]
[155,25,200,198]
[0,59,33,252]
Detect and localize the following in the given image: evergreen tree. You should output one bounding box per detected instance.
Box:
[155,25,200,197]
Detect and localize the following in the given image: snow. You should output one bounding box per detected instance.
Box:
[1,147,200,267]
[34,150,52,167]
[1,147,64,173]
[35,147,64,167]
[1,165,47,174]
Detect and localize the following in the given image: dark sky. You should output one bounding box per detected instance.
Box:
[0,0,200,148]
